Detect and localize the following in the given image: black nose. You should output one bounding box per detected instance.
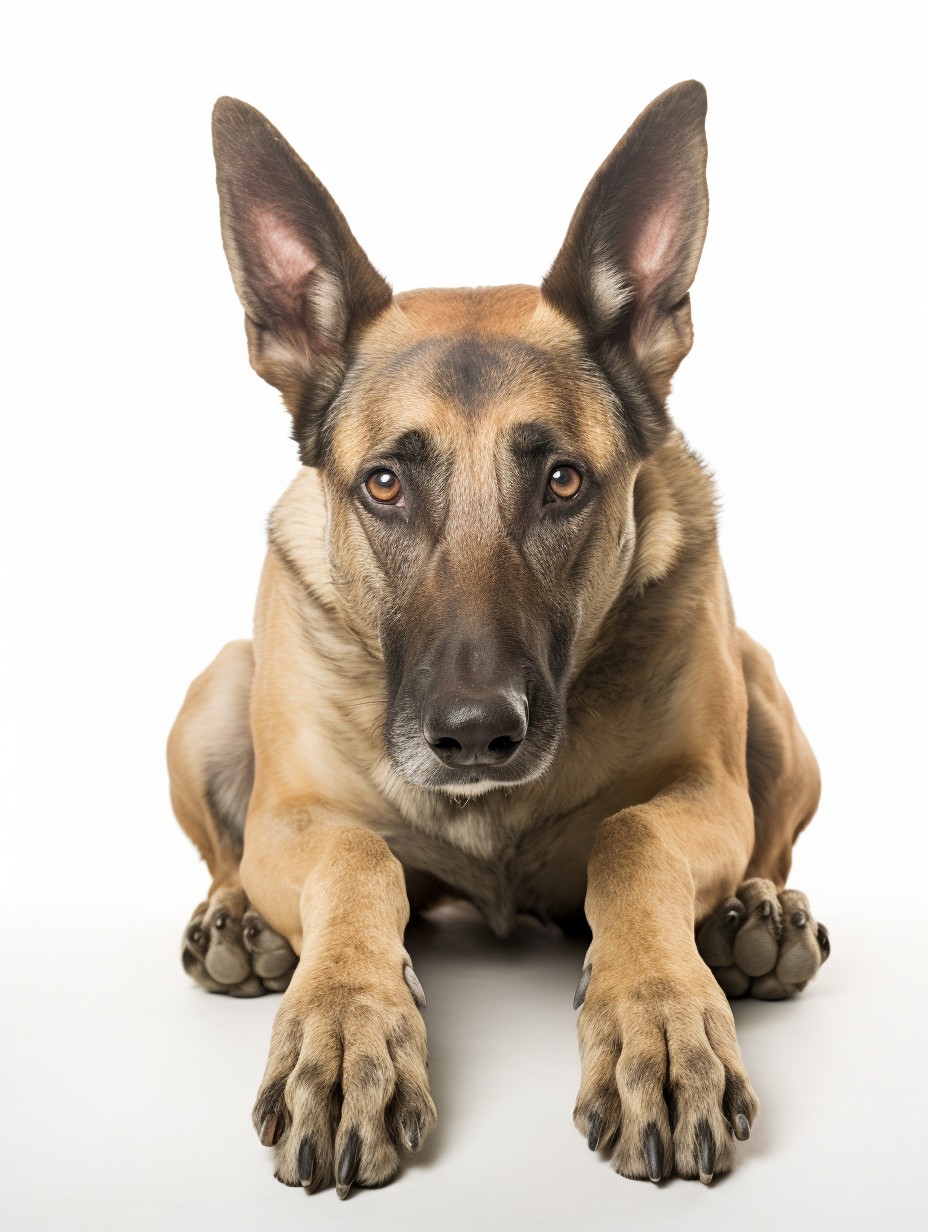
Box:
[423,693,528,767]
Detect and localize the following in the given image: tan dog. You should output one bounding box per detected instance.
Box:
[168,80,828,1197]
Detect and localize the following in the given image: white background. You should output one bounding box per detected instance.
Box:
[3,2,925,1229]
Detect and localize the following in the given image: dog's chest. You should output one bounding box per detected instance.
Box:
[382,803,598,937]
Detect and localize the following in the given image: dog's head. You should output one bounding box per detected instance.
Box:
[211,82,708,795]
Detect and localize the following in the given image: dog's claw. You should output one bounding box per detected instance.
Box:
[573,964,592,1010]
[402,1112,422,1153]
[644,1122,663,1182]
[403,963,427,1010]
[259,1113,282,1148]
[734,1113,751,1141]
[297,1135,316,1189]
[336,1128,361,1199]
[697,1120,715,1184]
[587,1109,603,1151]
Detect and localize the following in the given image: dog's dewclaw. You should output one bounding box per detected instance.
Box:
[573,964,592,1009]
[403,963,427,1009]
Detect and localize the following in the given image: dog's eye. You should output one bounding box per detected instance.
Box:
[366,469,405,505]
[548,466,582,501]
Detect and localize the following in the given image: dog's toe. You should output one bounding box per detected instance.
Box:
[730,879,782,977]
[242,910,299,982]
[696,897,745,968]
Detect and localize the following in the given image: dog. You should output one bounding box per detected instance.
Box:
[168,80,828,1196]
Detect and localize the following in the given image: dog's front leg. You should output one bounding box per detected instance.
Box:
[575,780,759,1183]
[244,822,435,1198]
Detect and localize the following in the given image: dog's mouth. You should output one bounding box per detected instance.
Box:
[390,741,558,797]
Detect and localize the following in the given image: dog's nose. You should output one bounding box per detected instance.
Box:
[423,693,527,766]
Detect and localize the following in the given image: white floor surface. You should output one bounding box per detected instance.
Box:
[2,903,921,1231]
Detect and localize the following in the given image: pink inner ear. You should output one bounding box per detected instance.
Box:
[630,195,684,301]
[250,205,318,293]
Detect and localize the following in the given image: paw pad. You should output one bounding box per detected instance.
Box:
[181,897,298,996]
[697,881,829,999]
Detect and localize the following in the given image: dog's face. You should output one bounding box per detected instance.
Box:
[211,83,708,793]
[321,290,640,793]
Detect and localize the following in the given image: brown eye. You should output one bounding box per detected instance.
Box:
[366,469,405,505]
[548,465,581,500]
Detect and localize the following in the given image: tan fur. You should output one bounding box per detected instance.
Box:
[167,83,825,1192]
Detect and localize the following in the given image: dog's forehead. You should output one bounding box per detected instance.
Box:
[328,287,621,475]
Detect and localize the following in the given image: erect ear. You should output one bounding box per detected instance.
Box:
[212,97,392,462]
[542,81,709,417]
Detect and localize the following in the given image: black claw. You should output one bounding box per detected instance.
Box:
[791,910,808,928]
[760,900,772,919]
[734,1113,751,1141]
[696,1120,716,1184]
[644,1122,664,1182]
[573,964,592,1010]
[297,1135,316,1188]
[817,924,831,961]
[587,1109,602,1151]
[336,1127,361,1199]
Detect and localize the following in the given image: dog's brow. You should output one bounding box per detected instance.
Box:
[383,429,440,470]
[508,421,560,460]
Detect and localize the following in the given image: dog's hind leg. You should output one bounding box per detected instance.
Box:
[167,640,297,997]
[696,631,830,999]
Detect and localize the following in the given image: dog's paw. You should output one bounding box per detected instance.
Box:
[181,891,298,997]
[253,955,435,1197]
[573,959,758,1182]
[696,880,830,1000]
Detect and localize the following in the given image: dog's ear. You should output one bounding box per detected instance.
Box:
[212,97,392,462]
[542,81,708,417]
